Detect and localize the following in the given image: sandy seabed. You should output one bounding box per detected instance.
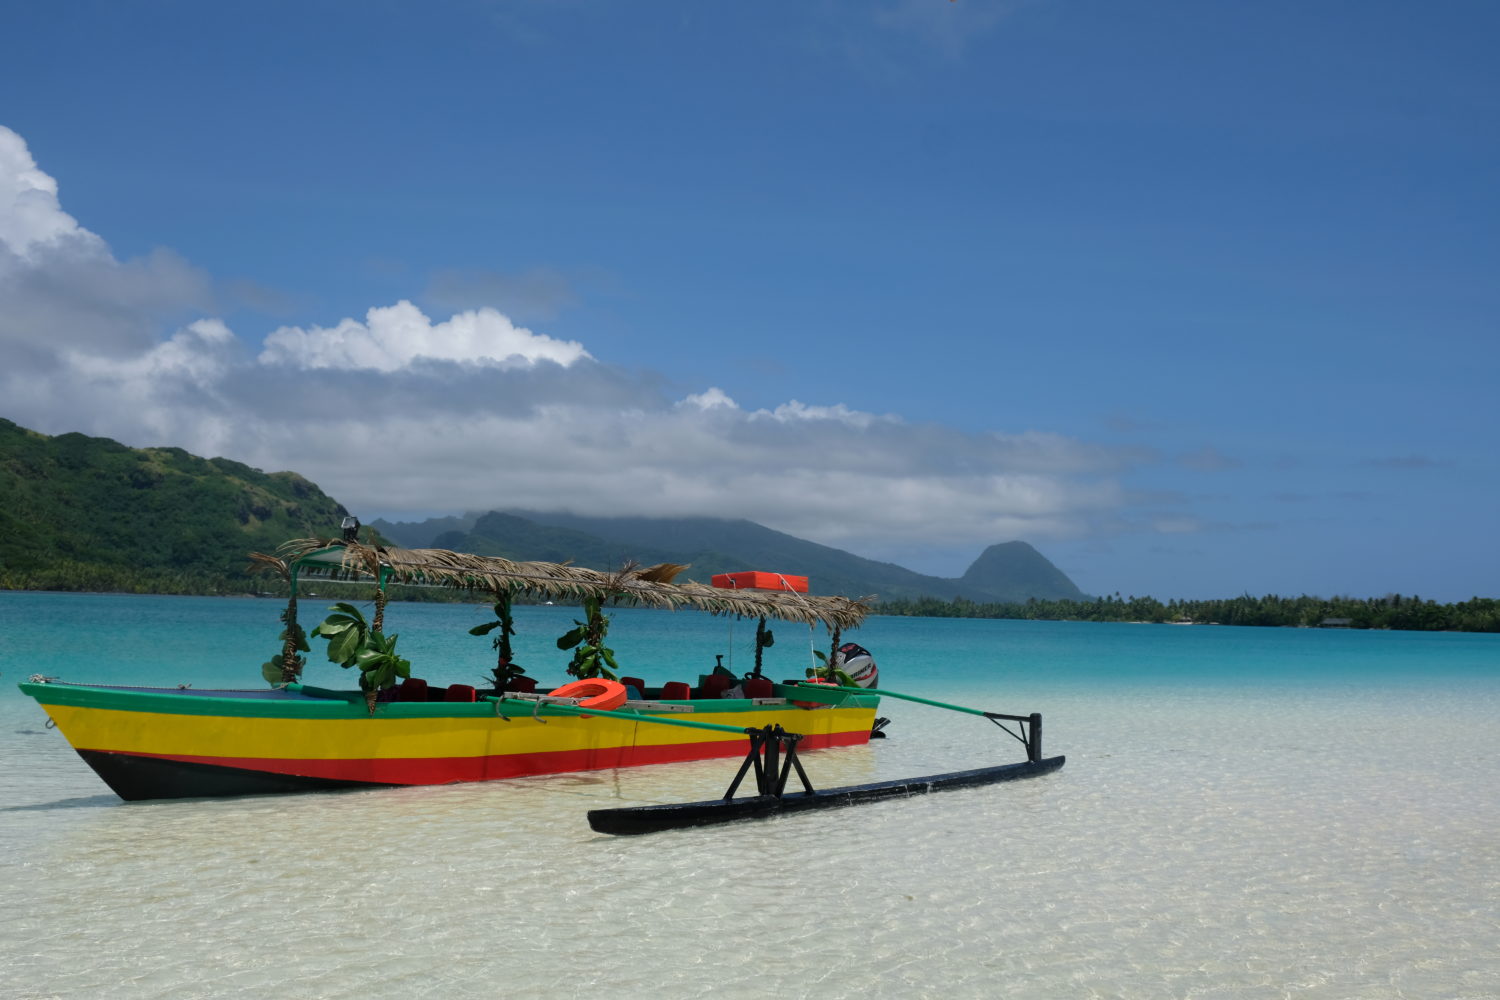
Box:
[3,682,1497,1000]
[2,596,1497,999]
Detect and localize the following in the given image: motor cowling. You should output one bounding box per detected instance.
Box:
[834,642,878,688]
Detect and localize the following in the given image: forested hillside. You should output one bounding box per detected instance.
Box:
[0,419,353,593]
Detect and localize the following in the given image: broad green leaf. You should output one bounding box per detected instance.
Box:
[261,661,283,684]
[328,627,361,665]
[469,622,500,636]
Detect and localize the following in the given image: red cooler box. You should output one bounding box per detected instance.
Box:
[710,571,809,593]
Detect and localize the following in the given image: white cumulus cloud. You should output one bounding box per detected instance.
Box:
[677,386,738,410]
[0,126,91,257]
[0,122,1149,571]
[0,125,213,363]
[258,300,591,371]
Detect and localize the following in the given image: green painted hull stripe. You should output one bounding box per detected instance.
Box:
[18,682,877,721]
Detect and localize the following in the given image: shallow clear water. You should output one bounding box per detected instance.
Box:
[2,592,1498,999]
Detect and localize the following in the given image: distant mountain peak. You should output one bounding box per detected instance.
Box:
[374,508,1086,605]
[959,540,1083,602]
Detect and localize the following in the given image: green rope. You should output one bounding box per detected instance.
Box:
[484,697,773,736]
[788,682,990,718]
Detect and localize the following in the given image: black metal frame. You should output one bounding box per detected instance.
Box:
[722,725,816,800]
[983,711,1043,763]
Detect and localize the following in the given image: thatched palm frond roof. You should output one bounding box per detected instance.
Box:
[268,538,870,630]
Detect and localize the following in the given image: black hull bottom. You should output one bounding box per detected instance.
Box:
[76,750,383,802]
[587,754,1066,835]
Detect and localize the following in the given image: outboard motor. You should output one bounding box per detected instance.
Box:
[833,642,878,688]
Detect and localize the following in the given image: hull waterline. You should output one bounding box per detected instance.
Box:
[20,680,878,802]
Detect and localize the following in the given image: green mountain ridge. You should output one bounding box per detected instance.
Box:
[0,418,352,592]
[373,509,1087,604]
[0,415,1085,603]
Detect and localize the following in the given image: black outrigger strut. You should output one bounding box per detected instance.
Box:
[984,711,1043,763]
[722,725,815,801]
[586,686,1065,836]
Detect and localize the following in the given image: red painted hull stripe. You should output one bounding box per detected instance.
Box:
[89,730,871,785]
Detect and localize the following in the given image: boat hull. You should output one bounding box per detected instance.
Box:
[19,681,878,802]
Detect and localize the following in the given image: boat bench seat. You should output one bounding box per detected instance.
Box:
[659,681,692,701]
[394,679,477,703]
[698,673,733,699]
[743,676,774,699]
[397,678,429,702]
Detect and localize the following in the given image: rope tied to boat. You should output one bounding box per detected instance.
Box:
[763,576,840,677]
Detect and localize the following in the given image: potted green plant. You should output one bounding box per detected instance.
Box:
[556,595,620,680]
[247,553,309,685]
[470,590,529,692]
[311,602,412,712]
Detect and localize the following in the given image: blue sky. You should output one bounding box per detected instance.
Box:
[1,1,1495,601]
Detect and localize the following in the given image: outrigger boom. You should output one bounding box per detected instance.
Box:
[587,682,1065,835]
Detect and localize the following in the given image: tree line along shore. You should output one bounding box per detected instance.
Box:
[877,592,1500,632]
[3,565,1497,633]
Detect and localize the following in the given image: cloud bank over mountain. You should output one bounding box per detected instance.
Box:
[0,124,1141,568]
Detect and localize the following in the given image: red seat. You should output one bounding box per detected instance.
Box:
[397,678,429,702]
[620,676,646,693]
[505,676,537,694]
[444,684,477,702]
[660,681,692,701]
[700,673,732,698]
[743,676,774,699]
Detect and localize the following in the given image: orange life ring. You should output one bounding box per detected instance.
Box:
[792,677,838,709]
[547,679,628,714]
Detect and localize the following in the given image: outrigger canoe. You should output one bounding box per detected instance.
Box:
[17,532,881,802]
[18,677,878,801]
[18,531,1063,820]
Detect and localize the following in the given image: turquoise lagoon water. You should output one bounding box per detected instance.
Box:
[1,591,1497,999]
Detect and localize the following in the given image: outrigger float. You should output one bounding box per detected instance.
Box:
[18,529,1063,829]
[587,692,1064,835]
